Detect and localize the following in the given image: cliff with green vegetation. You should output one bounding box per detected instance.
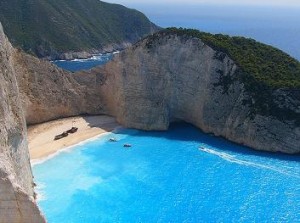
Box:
[147,28,300,123]
[9,27,300,153]
[0,0,159,59]
[163,28,300,88]
[96,28,300,154]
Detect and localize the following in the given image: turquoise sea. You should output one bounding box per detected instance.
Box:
[43,4,300,222]
[33,123,300,223]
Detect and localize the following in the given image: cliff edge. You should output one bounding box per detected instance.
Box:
[96,29,300,154]
[13,50,105,125]
[13,28,299,154]
[0,24,45,222]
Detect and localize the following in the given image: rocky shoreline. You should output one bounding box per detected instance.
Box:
[44,41,130,60]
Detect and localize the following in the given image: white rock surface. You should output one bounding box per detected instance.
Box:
[97,33,300,154]
[0,23,45,223]
[11,31,300,155]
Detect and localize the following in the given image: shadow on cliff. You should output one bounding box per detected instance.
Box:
[81,115,118,132]
[113,122,300,163]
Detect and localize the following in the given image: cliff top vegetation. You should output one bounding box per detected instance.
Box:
[159,28,300,89]
[0,0,158,58]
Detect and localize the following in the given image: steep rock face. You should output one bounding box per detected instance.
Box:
[97,33,300,154]
[10,31,300,154]
[0,24,45,222]
[12,50,108,125]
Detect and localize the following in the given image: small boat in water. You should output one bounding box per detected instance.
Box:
[109,138,117,142]
[123,144,132,148]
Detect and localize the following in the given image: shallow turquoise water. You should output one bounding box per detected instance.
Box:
[33,124,300,223]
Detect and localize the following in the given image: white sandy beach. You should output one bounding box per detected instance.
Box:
[28,115,119,160]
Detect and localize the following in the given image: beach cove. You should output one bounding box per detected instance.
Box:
[28,115,120,161]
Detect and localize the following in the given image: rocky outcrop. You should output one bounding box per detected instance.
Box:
[53,41,131,60]
[13,50,106,125]
[7,29,300,155]
[13,31,299,154]
[0,24,45,222]
[96,33,300,154]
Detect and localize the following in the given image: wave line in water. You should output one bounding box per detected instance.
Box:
[198,146,300,179]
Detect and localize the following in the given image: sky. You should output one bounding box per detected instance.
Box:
[105,0,300,7]
[103,0,300,60]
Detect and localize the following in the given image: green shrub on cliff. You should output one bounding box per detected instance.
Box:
[0,0,158,58]
[164,28,300,89]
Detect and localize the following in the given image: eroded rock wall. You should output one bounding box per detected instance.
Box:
[0,24,45,222]
[11,32,300,154]
[96,34,300,154]
[4,24,298,164]
[13,51,106,125]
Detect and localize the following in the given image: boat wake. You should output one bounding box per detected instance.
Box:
[199,146,300,179]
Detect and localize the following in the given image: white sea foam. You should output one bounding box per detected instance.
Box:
[35,182,47,202]
[198,146,300,179]
[72,58,86,62]
[53,51,117,63]
[90,55,102,60]
[51,59,67,62]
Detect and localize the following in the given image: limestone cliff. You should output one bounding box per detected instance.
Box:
[0,24,45,222]
[0,23,299,222]
[15,30,299,154]
[96,32,300,154]
[13,51,105,125]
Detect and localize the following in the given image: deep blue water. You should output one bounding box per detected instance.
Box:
[116,3,300,60]
[53,4,300,73]
[53,53,115,72]
[33,123,300,223]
